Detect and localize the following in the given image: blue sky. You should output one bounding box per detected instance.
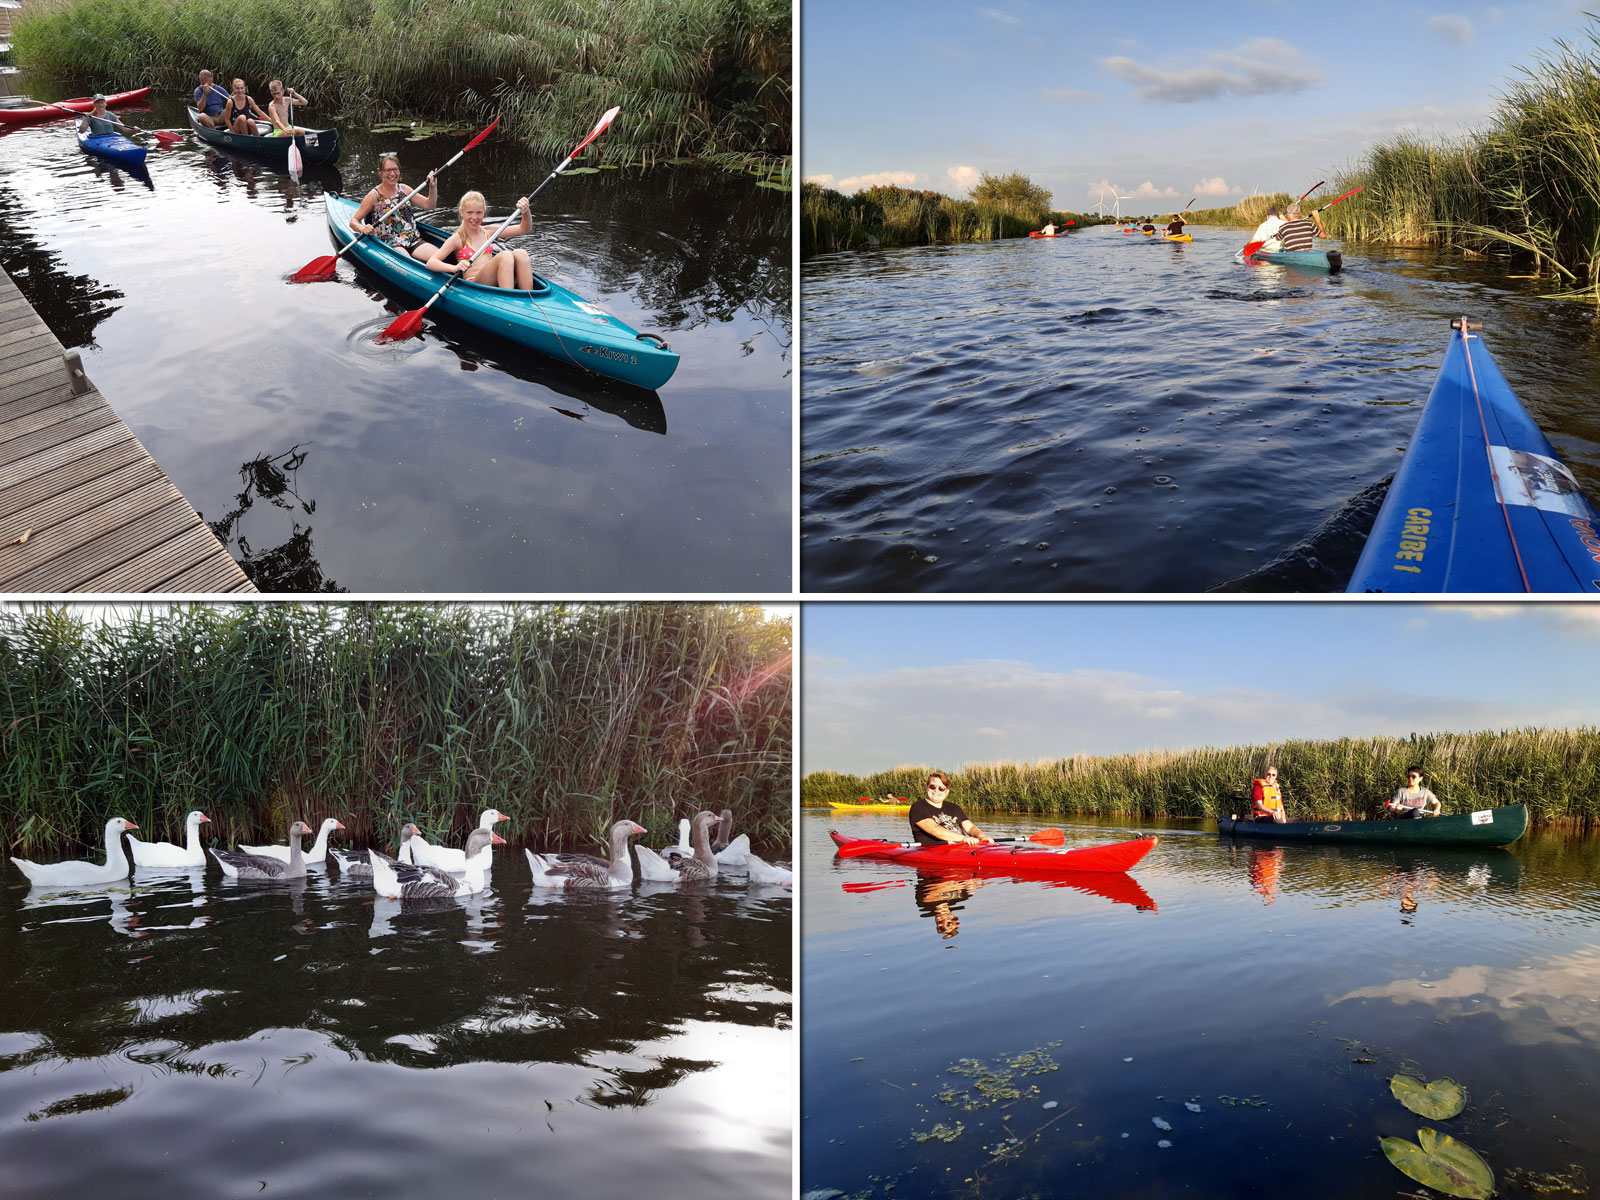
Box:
[802,604,1599,773]
[802,0,1593,212]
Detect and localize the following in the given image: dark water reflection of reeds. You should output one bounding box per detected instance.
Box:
[0,866,791,1200]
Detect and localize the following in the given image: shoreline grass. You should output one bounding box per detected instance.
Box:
[11,0,789,167]
[802,727,1600,825]
[2,603,792,859]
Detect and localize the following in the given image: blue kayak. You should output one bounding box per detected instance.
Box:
[323,195,679,390]
[76,128,147,168]
[1253,248,1342,273]
[1349,318,1600,592]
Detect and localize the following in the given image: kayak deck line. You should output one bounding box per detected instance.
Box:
[1349,317,1600,592]
[0,264,256,593]
[830,830,1157,874]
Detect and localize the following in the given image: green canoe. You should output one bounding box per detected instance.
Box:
[1217,803,1527,847]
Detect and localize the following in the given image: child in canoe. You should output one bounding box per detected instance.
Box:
[348,153,438,261]
[426,191,534,289]
[265,81,309,136]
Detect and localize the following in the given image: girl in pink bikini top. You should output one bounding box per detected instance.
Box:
[426,190,535,290]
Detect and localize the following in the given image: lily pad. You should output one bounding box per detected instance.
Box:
[1391,1074,1467,1119]
[660,157,693,165]
[559,166,600,175]
[1379,1128,1494,1199]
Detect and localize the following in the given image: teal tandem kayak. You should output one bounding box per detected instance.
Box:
[1252,248,1342,272]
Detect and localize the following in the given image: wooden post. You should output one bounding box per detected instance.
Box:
[62,350,91,395]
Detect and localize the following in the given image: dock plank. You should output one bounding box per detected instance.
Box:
[0,264,254,591]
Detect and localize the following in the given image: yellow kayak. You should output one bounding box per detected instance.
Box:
[829,801,912,812]
[1141,229,1157,235]
[1164,234,1192,242]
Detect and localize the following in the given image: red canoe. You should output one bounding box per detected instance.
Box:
[0,87,153,124]
[830,830,1157,873]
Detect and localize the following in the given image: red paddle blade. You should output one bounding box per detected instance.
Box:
[289,255,339,283]
[1028,829,1066,845]
[461,115,501,154]
[152,130,183,144]
[574,106,621,156]
[1241,240,1266,256]
[377,308,426,343]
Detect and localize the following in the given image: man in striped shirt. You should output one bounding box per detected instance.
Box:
[1273,201,1327,251]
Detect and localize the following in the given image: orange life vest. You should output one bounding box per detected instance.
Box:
[1251,778,1283,812]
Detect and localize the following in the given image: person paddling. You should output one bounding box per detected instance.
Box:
[1250,205,1286,251]
[1141,219,1157,234]
[1385,767,1441,819]
[265,80,308,137]
[1166,212,1187,238]
[426,190,534,289]
[1250,766,1288,824]
[222,77,270,135]
[192,69,229,128]
[77,94,137,140]
[909,771,993,846]
[1272,200,1326,252]
[1040,221,1058,236]
[350,153,439,261]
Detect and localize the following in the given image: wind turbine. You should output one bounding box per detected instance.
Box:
[1093,190,1110,218]
[1114,190,1137,220]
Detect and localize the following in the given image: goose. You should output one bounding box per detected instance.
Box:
[128,810,211,869]
[744,853,792,887]
[370,829,502,900]
[634,810,719,883]
[238,816,345,864]
[411,808,510,874]
[329,824,419,877]
[210,821,313,881]
[10,817,138,887]
[658,818,692,865]
[526,820,647,891]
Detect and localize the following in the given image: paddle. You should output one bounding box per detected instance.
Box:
[43,99,181,144]
[290,116,500,283]
[1240,185,1364,257]
[377,105,619,343]
[835,830,1069,858]
[287,92,303,175]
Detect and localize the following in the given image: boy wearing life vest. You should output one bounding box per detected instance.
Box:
[1251,767,1287,823]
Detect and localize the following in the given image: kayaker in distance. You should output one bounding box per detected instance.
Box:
[222,78,270,135]
[426,191,535,289]
[1166,212,1187,238]
[1141,219,1157,234]
[909,771,994,846]
[1272,201,1326,252]
[1385,768,1442,819]
[265,81,309,137]
[1250,205,1285,251]
[1250,766,1288,823]
[1041,221,1058,236]
[349,153,439,261]
[192,70,229,128]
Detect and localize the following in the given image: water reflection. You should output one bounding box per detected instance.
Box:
[0,182,121,348]
[202,444,343,591]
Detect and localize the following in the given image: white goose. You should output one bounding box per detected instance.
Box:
[128,810,212,869]
[10,817,138,887]
[711,809,751,869]
[211,821,313,881]
[526,820,647,891]
[238,816,345,864]
[744,853,792,887]
[635,810,720,883]
[657,818,692,866]
[411,808,510,874]
[329,824,419,877]
[370,829,501,900]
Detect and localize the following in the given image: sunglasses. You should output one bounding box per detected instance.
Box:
[928,783,949,793]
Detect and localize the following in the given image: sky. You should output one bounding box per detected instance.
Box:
[801,603,1600,774]
[801,0,1595,213]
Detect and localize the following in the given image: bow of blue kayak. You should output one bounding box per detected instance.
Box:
[76,129,147,169]
[1348,317,1600,592]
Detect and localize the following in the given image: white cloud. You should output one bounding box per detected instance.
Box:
[947,164,980,191]
[1102,37,1321,102]
[1043,87,1099,102]
[1425,13,1474,43]
[980,7,1022,25]
[1192,176,1234,196]
[1131,180,1179,198]
[805,170,920,192]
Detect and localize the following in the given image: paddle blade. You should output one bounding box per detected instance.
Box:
[290,255,339,283]
[1241,240,1265,257]
[377,308,426,343]
[152,130,184,145]
[1027,829,1066,845]
[461,115,501,154]
[574,105,621,155]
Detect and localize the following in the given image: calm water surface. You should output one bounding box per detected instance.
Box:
[801,228,1600,591]
[0,82,790,591]
[1,853,791,1199]
[802,809,1600,1199]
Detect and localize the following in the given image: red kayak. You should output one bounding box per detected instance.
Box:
[1028,231,1068,238]
[830,830,1157,873]
[0,87,153,124]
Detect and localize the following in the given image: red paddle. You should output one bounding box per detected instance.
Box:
[377,106,619,343]
[291,116,500,283]
[45,99,182,144]
[1241,185,1364,257]
[835,829,1068,858]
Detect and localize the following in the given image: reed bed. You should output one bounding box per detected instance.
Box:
[801,181,1102,256]
[803,727,1600,825]
[1,603,791,859]
[12,0,789,165]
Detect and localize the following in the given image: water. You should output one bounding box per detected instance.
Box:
[801,808,1600,1199]
[801,228,1600,591]
[0,854,792,1199]
[0,84,790,591]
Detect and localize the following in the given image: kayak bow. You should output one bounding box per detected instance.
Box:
[1349,317,1600,592]
[76,129,147,169]
[0,87,150,124]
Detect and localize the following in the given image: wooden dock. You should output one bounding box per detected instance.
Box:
[0,266,256,592]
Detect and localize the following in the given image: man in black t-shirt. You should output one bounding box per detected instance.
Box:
[908,771,993,846]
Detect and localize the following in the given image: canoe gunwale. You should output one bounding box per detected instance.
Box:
[185,107,341,165]
[1216,803,1527,846]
